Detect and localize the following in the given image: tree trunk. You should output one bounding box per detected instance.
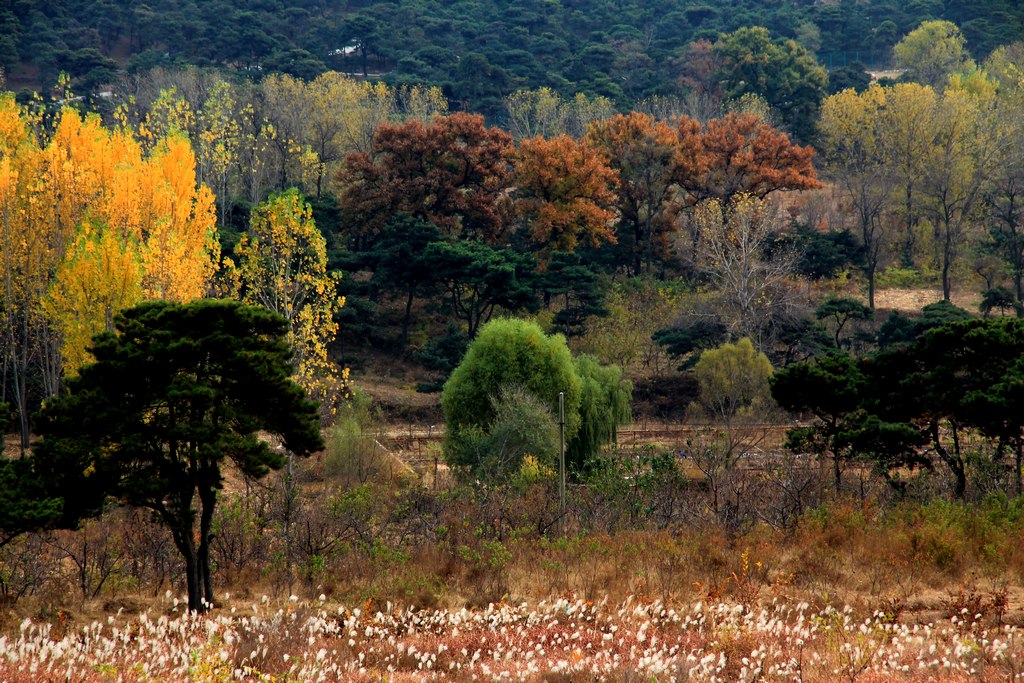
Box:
[160,492,204,613]
[168,518,202,612]
[867,264,876,311]
[930,420,966,500]
[400,288,414,348]
[1017,435,1023,498]
[198,484,217,609]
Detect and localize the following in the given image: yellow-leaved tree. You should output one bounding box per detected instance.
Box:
[262,72,447,198]
[0,95,220,446]
[235,188,347,422]
[42,118,219,376]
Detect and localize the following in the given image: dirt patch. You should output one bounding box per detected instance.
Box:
[873,288,980,314]
[357,378,442,424]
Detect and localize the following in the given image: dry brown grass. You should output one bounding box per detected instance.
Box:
[874,287,981,314]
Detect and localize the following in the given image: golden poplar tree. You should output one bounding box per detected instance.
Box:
[0,95,220,384]
[235,189,347,422]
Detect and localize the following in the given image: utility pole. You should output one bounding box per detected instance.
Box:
[558,391,565,536]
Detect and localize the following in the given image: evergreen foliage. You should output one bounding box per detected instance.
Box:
[31,300,323,612]
[12,1,1024,115]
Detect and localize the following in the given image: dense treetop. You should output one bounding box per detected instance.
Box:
[7,0,1024,116]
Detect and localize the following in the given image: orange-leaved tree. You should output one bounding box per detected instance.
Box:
[512,134,618,259]
[675,112,821,206]
[587,112,683,275]
[336,112,513,244]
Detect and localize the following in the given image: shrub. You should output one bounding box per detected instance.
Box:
[324,389,384,483]
[441,318,582,478]
[445,385,559,481]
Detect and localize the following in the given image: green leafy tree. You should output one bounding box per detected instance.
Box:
[690,337,776,515]
[908,318,1024,498]
[963,354,1024,495]
[712,26,828,142]
[366,215,443,348]
[980,286,1017,318]
[815,296,872,348]
[770,351,866,491]
[652,318,728,370]
[536,251,609,338]
[32,300,323,612]
[424,241,539,337]
[693,337,774,424]
[443,318,580,433]
[0,458,61,548]
[567,354,632,472]
[442,319,582,476]
[442,319,629,480]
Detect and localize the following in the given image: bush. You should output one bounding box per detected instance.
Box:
[442,318,582,464]
[324,390,385,483]
[445,385,560,481]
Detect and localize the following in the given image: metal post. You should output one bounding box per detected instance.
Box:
[558,391,565,536]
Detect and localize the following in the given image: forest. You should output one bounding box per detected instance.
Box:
[3,3,1024,681]
[5,0,1024,115]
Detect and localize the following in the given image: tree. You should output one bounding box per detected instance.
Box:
[652,318,728,370]
[819,85,894,309]
[195,79,241,228]
[712,26,828,142]
[423,241,539,337]
[964,355,1024,495]
[504,88,615,140]
[894,20,975,89]
[691,195,798,345]
[442,318,582,474]
[815,296,872,349]
[337,113,513,243]
[235,189,346,421]
[690,337,776,513]
[536,251,609,338]
[0,97,219,448]
[586,112,683,275]
[675,113,822,207]
[884,319,1024,498]
[512,135,618,258]
[566,354,632,472]
[827,62,872,95]
[32,300,323,612]
[983,166,1024,310]
[694,337,774,424]
[873,83,938,266]
[920,85,1009,300]
[770,351,866,491]
[980,286,1017,318]
[365,215,443,348]
[0,458,61,549]
[260,73,447,199]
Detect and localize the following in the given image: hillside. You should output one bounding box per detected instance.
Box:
[5,0,1024,114]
